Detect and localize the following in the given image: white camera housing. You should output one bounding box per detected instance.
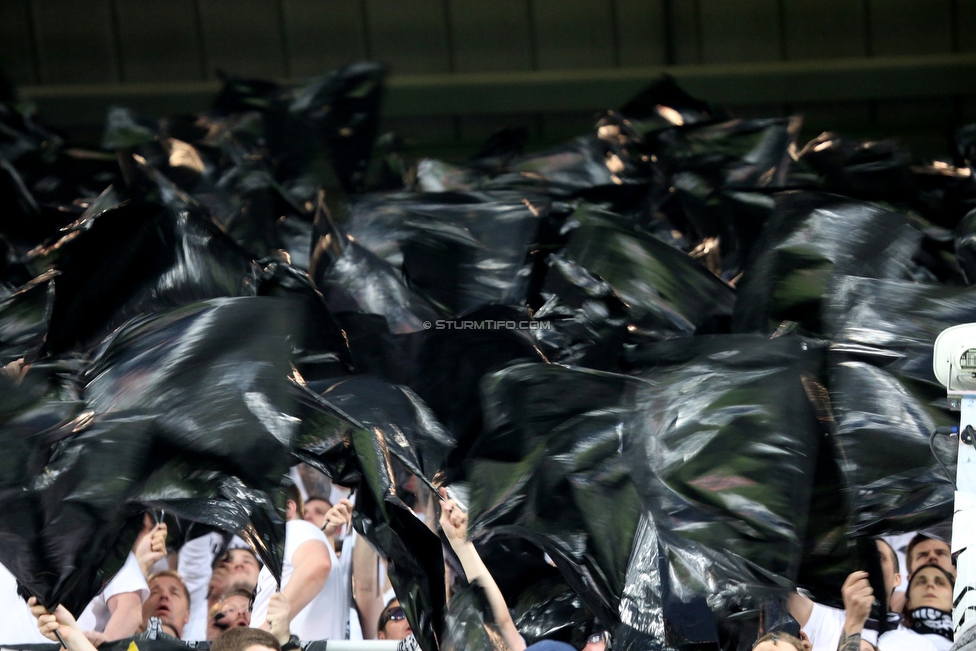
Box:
[934,323,976,392]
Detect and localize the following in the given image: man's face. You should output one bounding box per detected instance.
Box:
[143,575,190,637]
[876,539,901,598]
[377,601,412,641]
[207,594,251,640]
[909,539,954,576]
[222,549,261,587]
[304,499,331,530]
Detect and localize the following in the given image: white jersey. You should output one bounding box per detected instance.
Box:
[802,602,937,651]
[178,532,254,641]
[76,551,149,632]
[0,563,52,644]
[879,626,940,651]
[251,519,337,640]
[804,602,878,651]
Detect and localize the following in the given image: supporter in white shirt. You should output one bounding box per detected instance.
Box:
[250,483,332,640]
[178,531,224,641]
[179,533,261,641]
[303,496,356,640]
[75,552,147,643]
[0,563,51,644]
[903,565,954,651]
[789,538,936,651]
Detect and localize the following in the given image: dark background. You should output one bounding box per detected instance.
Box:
[2,0,975,158]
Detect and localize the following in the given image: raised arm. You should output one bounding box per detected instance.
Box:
[439,488,525,651]
[788,591,814,628]
[353,534,388,639]
[837,571,873,651]
[278,538,331,625]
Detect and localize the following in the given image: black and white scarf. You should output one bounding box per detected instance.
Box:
[909,607,953,641]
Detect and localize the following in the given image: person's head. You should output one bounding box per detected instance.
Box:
[303,496,332,529]
[285,483,304,522]
[582,629,609,651]
[208,548,260,608]
[875,538,902,599]
[376,598,411,640]
[752,631,804,651]
[906,534,954,577]
[906,565,954,614]
[218,548,261,588]
[210,626,280,651]
[143,570,191,638]
[207,586,253,640]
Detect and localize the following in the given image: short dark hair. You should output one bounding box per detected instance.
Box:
[377,598,402,632]
[148,570,191,605]
[752,631,804,651]
[211,627,280,651]
[876,538,899,574]
[213,547,261,571]
[286,483,304,519]
[905,533,949,573]
[219,586,255,604]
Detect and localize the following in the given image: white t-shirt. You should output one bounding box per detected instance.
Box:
[803,603,937,651]
[251,519,337,640]
[0,563,51,644]
[76,552,149,632]
[804,603,878,651]
[178,532,223,642]
[879,626,939,651]
[916,633,952,651]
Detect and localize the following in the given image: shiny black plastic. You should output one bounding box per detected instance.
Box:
[824,275,971,533]
[467,335,823,649]
[732,191,922,334]
[84,297,298,491]
[340,191,547,317]
[28,185,257,357]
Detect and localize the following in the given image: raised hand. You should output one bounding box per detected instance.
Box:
[28,596,95,651]
[267,591,293,644]
[135,521,168,577]
[322,498,354,539]
[438,487,468,547]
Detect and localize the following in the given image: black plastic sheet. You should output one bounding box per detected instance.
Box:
[211,62,386,195]
[557,204,735,335]
[732,191,922,335]
[308,375,455,485]
[254,258,351,381]
[956,207,976,284]
[0,269,55,363]
[532,203,735,370]
[824,275,973,533]
[291,376,454,651]
[618,75,722,128]
[441,583,509,651]
[26,183,257,357]
[316,237,441,335]
[84,297,298,491]
[339,191,547,318]
[356,483,446,651]
[466,335,824,650]
[0,409,157,615]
